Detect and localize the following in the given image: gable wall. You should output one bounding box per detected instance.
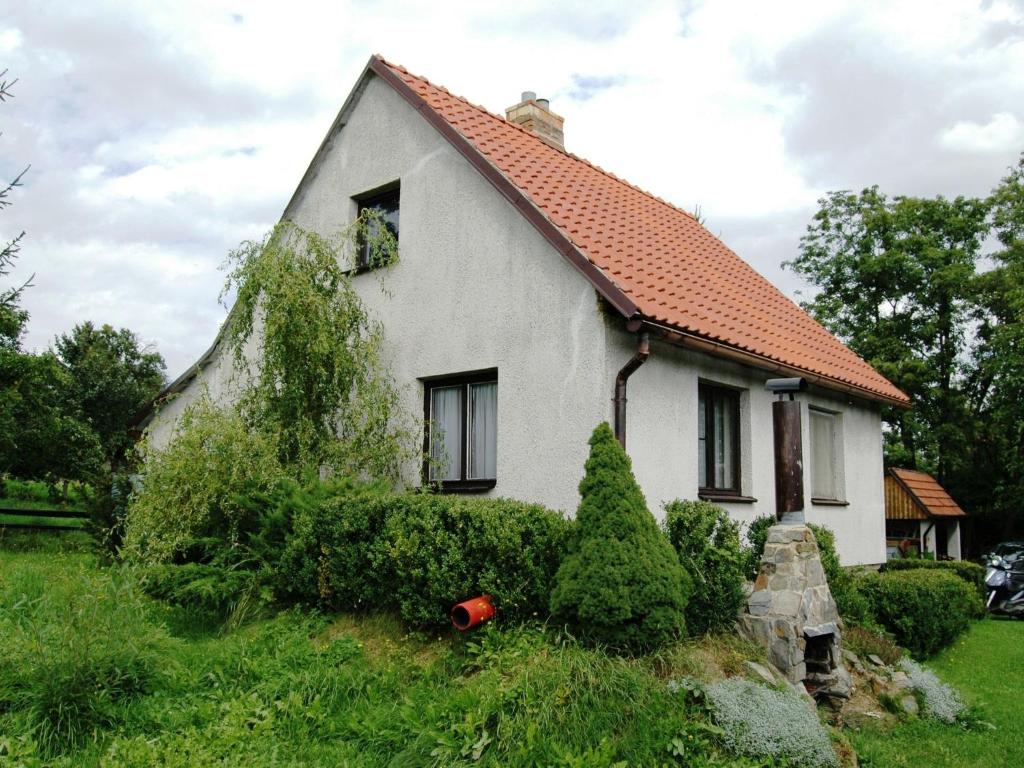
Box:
[276,75,615,512]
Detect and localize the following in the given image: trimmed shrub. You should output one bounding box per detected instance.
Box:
[663,499,745,635]
[274,479,392,609]
[277,486,572,628]
[857,569,981,657]
[124,397,287,565]
[882,558,986,599]
[550,423,691,653]
[382,494,572,628]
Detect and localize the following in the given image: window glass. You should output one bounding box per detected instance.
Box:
[429,386,462,481]
[698,384,739,492]
[698,396,707,485]
[357,188,399,269]
[468,382,498,480]
[810,409,837,499]
[424,372,497,487]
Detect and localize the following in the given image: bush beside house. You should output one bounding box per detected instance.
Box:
[856,569,981,658]
[549,423,691,653]
[881,558,986,599]
[663,499,746,635]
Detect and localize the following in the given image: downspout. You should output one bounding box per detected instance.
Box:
[613,332,650,449]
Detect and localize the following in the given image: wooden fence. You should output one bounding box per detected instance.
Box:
[0,506,89,532]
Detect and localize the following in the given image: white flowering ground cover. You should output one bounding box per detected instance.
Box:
[705,678,839,767]
[899,658,965,723]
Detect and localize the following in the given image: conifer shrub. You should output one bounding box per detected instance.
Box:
[550,423,691,654]
[663,499,745,635]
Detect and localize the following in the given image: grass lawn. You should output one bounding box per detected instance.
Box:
[850,618,1024,767]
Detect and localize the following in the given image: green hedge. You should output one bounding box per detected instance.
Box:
[856,569,981,657]
[881,558,986,599]
[277,489,572,629]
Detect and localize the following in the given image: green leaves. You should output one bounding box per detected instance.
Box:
[220,221,411,481]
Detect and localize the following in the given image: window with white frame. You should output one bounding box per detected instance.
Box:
[809,408,841,501]
[424,370,497,490]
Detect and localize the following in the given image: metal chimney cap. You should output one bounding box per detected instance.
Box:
[536,97,550,109]
[521,90,537,102]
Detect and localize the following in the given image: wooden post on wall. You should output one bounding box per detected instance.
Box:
[773,399,804,523]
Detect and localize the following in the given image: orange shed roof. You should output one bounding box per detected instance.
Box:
[889,468,966,518]
[368,57,909,405]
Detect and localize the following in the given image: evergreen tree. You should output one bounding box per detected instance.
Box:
[550,422,691,653]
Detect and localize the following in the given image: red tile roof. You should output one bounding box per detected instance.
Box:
[890,468,966,518]
[372,57,909,405]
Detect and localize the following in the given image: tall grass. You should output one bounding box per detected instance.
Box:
[0,554,173,756]
[0,549,832,767]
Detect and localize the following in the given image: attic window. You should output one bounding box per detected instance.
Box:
[355,185,400,270]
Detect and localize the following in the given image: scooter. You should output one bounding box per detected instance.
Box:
[985,554,1024,618]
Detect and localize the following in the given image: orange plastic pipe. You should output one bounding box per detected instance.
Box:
[451,594,495,631]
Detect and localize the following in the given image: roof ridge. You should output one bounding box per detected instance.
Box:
[375,55,699,223]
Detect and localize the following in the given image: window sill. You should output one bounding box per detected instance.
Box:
[698,492,758,504]
[425,480,497,494]
[811,498,850,507]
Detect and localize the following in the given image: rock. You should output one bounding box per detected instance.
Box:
[788,680,818,711]
[744,661,778,686]
[900,695,919,716]
[891,671,910,689]
[843,650,861,666]
[869,674,888,695]
[867,654,887,668]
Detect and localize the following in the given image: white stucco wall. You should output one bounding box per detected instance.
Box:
[608,329,887,566]
[148,71,889,566]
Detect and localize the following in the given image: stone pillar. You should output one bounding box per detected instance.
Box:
[738,524,851,700]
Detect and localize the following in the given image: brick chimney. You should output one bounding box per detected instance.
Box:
[505,91,564,150]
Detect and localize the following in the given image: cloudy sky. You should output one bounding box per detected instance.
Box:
[2,0,1023,379]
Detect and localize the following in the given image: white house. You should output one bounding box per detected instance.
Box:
[146,56,909,566]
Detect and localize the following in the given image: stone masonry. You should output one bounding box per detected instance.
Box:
[738,524,851,700]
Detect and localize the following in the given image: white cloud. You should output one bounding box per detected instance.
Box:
[941,112,1024,153]
[2,0,1023,378]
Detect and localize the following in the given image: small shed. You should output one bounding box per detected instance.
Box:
[884,468,966,560]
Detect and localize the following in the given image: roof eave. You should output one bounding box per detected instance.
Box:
[640,318,911,408]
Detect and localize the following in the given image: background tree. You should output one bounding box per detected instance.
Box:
[54,322,166,467]
[0,68,29,346]
[971,155,1024,542]
[786,188,988,484]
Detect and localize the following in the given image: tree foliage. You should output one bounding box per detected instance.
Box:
[786,188,987,479]
[550,422,691,653]
[786,153,1024,547]
[221,218,410,480]
[54,322,166,467]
